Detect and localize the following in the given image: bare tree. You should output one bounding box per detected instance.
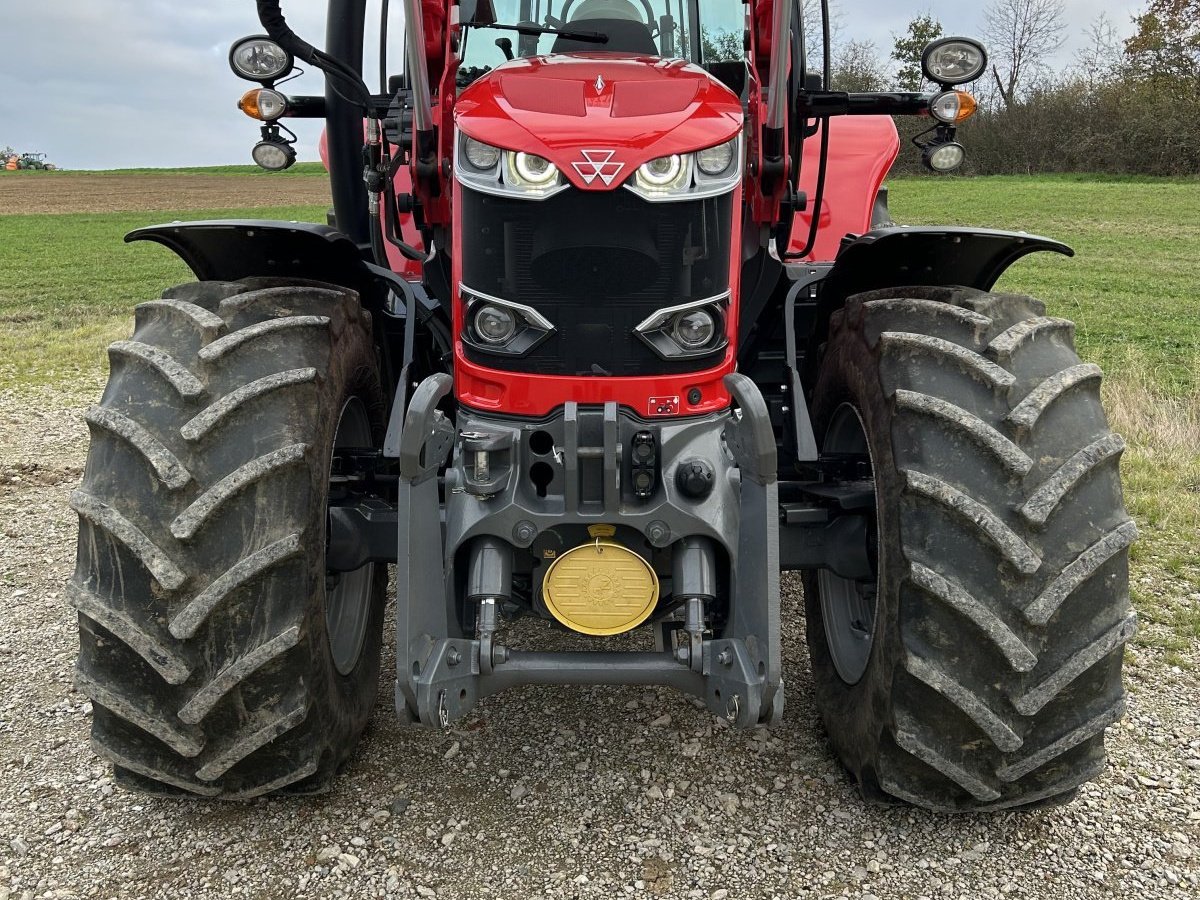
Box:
[1075,13,1123,87]
[832,39,888,91]
[801,0,845,73]
[983,0,1067,106]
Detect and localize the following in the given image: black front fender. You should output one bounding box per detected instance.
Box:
[818,225,1073,304]
[125,219,390,309]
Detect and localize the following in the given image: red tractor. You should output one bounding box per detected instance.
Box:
[70,0,1135,810]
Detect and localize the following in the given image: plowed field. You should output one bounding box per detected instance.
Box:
[0,172,330,215]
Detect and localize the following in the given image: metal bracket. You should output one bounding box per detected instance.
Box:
[395,373,457,724]
[396,373,454,481]
[721,375,784,724]
[722,373,778,485]
[783,266,830,462]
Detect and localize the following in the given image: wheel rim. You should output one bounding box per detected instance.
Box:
[818,403,880,685]
[325,396,375,676]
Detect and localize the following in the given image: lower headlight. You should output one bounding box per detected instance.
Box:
[672,309,717,349]
[472,304,518,345]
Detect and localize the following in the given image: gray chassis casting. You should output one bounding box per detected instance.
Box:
[394,373,783,729]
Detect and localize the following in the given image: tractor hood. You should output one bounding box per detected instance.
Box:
[454,54,743,192]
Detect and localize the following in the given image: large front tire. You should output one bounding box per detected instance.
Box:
[70,279,386,798]
[805,287,1136,812]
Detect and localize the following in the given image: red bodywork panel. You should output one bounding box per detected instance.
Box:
[788,116,900,263]
[455,54,742,190]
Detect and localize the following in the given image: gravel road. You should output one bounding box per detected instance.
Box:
[1,386,1197,900]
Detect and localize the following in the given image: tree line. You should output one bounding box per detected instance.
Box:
[824,0,1200,176]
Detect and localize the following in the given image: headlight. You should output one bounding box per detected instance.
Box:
[460,285,557,356]
[510,152,559,188]
[472,305,518,345]
[463,137,502,170]
[921,37,988,86]
[635,294,729,359]
[637,155,688,190]
[455,133,568,199]
[229,36,294,82]
[626,136,741,202]
[672,309,717,349]
[929,90,977,124]
[696,139,735,176]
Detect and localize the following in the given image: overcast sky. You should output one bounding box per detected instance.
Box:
[0,0,1143,170]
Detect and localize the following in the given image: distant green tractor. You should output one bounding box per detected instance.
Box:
[18,153,53,171]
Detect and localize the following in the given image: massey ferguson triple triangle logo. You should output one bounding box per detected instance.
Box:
[572,149,624,186]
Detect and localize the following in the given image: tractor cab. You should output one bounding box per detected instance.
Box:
[454,0,745,66]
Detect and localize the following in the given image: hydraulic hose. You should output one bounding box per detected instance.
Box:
[255,1,320,67]
[256,1,372,107]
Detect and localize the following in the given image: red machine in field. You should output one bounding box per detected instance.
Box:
[68,0,1135,813]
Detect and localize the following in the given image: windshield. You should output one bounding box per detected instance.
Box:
[457,0,745,73]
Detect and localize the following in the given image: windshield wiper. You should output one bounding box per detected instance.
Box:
[466,22,609,44]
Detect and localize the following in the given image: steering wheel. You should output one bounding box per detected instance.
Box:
[559,0,657,29]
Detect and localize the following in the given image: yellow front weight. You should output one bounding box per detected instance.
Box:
[542,539,660,636]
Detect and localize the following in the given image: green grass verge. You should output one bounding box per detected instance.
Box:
[888,175,1200,396]
[0,204,327,385]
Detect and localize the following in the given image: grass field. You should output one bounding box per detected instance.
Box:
[0,169,1196,654]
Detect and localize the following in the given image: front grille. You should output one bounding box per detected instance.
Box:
[460,186,733,376]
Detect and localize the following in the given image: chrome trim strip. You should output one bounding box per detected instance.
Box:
[459,283,557,332]
[457,173,572,201]
[634,292,732,333]
[623,181,738,203]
